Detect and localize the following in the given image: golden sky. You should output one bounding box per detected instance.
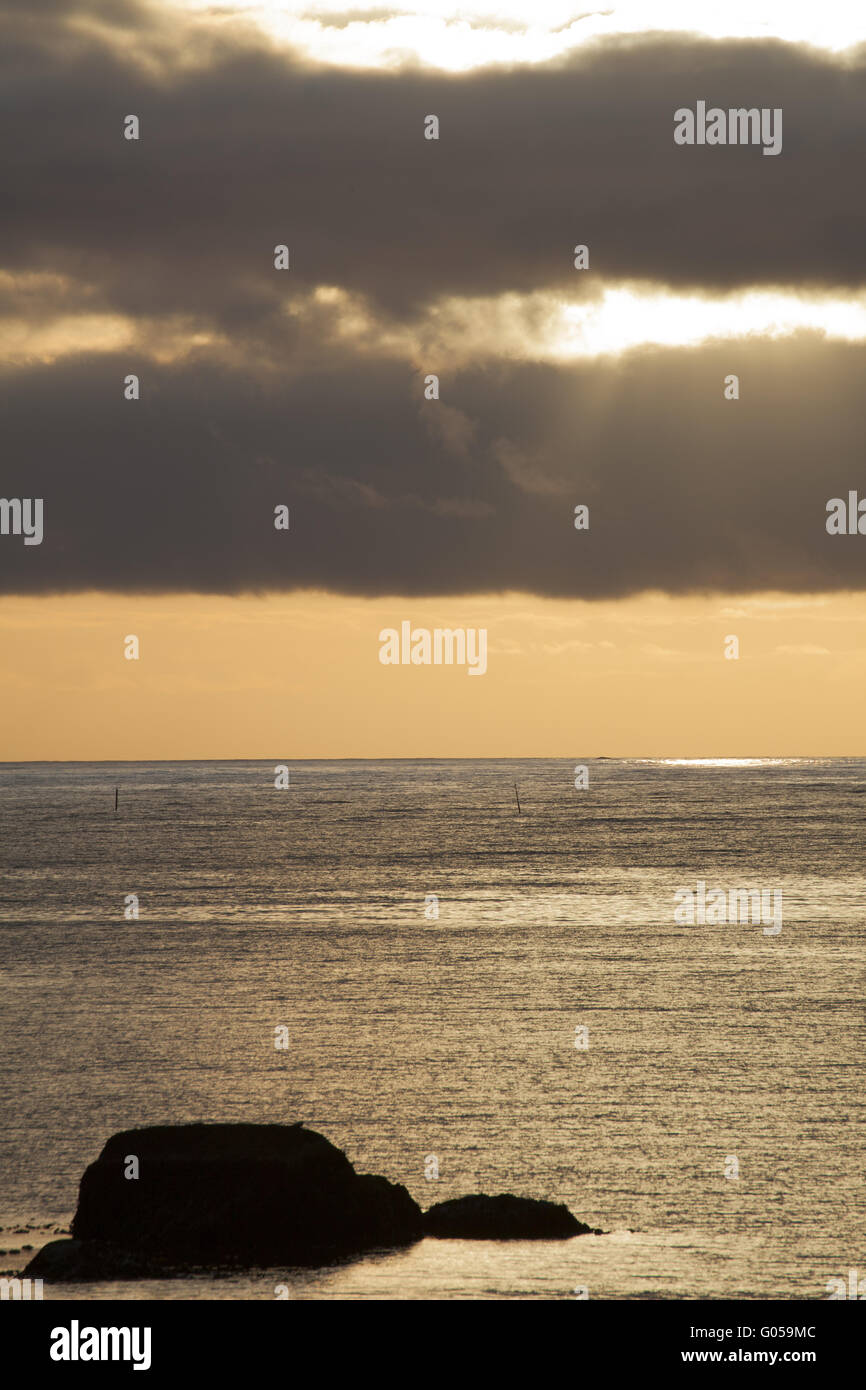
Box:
[2,591,864,759]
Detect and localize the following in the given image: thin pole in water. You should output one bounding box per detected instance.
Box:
[514,782,521,815]
[114,787,118,813]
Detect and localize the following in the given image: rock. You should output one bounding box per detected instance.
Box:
[26,1123,423,1279]
[23,1122,600,1281]
[423,1193,597,1239]
[24,1239,172,1281]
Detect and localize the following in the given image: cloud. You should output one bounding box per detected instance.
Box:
[774,643,831,655]
[2,2,866,329]
[301,8,408,28]
[2,331,865,597]
[2,2,864,599]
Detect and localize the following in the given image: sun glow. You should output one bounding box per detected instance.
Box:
[323,284,866,364]
[173,1,866,69]
[4,283,865,368]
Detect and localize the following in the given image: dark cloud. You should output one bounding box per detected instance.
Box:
[0,0,865,327]
[2,334,865,597]
[2,2,865,599]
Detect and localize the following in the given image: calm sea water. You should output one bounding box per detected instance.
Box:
[0,758,863,1300]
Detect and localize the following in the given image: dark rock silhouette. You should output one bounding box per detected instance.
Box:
[23,1238,173,1281]
[24,1123,597,1280]
[26,1123,422,1279]
[424,1193,597,1239]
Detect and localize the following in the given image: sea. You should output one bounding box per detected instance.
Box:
[0,757,863,1300]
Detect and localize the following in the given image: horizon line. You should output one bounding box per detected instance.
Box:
[0,754,860,766]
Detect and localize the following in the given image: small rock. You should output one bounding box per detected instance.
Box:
[424,1193,597,1240]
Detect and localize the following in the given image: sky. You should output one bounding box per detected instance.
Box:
[1,0,865,757]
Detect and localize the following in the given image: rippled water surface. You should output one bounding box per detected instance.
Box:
[1,758,863,1298]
